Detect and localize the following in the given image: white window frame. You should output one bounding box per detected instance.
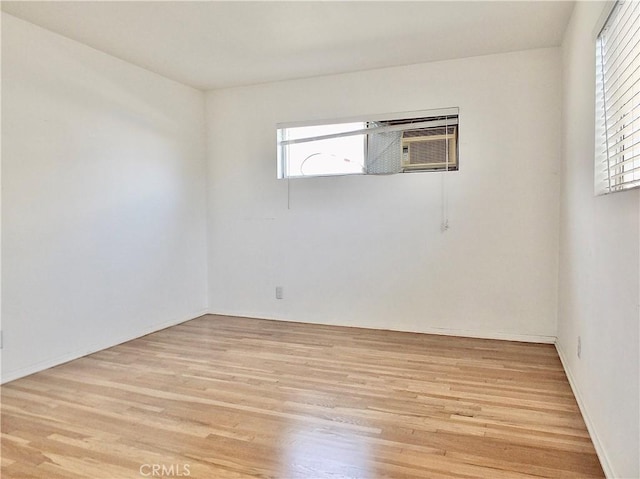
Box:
[277,107,459,179]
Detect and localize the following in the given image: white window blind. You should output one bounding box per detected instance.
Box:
[595,0,640,194]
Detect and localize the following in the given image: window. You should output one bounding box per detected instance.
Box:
[595,0,640,194]
[277,108,459,179]
[278,122,366,178]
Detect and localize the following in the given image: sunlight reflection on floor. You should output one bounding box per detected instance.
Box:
[281,425,373,479]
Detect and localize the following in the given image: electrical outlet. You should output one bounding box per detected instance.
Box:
[275,286,283,300]
[577,335,581,359]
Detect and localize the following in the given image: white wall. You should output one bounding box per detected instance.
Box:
[206,48,562,341]
[558,2,640,478]
[1,14,208,382]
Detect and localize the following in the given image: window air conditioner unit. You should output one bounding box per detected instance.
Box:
[401,125,458,171]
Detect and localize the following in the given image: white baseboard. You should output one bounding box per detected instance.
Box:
[0,309,209,385]
[206,309,557,344]
[3,307,555,383]
[555,342,615,479]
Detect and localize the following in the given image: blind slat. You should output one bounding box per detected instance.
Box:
[609,135,640,159]
[610,151,640,168]
[611,181,640,191]
[601,0,636,49]
[602,74,640,122]
[603,119,640,148]
[608,167,640,185]
[605,115,640,141]
[602,47,640,101]
[602,29,640,78]
[602,8,640,64]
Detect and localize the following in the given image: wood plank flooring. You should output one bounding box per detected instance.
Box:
[1,315,604,478]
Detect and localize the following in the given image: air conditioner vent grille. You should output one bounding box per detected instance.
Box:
[401,125,458,171]
[408,139,448,165]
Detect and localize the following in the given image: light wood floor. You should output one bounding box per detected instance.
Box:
[1,315,604,478]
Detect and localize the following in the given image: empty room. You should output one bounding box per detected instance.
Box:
[1,1,638,478]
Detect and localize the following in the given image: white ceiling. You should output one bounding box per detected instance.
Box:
[1,1,575,91]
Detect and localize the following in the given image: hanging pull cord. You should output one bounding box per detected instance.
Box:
[441,117,450,232]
